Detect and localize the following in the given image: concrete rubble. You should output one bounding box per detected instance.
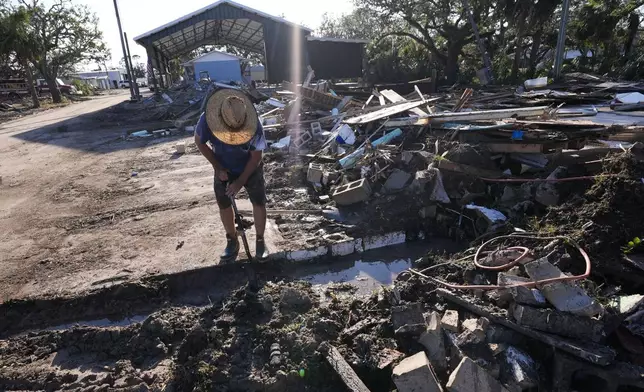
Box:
[392,352,443,392]
[418,312,447,371]
[3,70,644,392]
[447,357,510,392]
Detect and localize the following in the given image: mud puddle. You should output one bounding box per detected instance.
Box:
[299,242,451,297]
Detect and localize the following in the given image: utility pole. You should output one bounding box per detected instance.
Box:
[462,0,494,84]
[124,32,141,99]
[112,0,135,100]
[554,0,571,79]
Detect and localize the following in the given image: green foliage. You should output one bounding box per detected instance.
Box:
[71,79,94,96]
[1,0,109,103]
[319,0,644,85]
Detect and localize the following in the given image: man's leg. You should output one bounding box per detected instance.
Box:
[214,176,239,261]
[252,203,267,237]
[219,207,236,236]
[245,166,269,260]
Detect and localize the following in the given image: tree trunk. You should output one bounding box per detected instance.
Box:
[527,28,543,78]
[445,44,461,84]
[511,8,530,83]
[624,12,639,60]
[22,60,40,109]
[44,72,62,103]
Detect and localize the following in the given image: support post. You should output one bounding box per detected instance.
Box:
[155,48,165,90]
[112,0,135,100]
[554,0,571,79]
[123,32,141,100]
[148,58,158,91]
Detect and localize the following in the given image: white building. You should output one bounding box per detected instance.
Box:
[74,69,128,89]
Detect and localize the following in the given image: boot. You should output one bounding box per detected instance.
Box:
[256,236,270,261]
[220,233,239,262]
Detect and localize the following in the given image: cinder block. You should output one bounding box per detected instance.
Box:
[447,357,509,392]
[329,239,356,257]
[292,131,313,150]
[363,231,406,251]
[307,163,324,184]
[392,352,444,392]
[286,246,328,262]
[419,312,447,371]
[310,122,323,135]
[175,142,186,154]
[332,178,371,206]
[441,310,460,333]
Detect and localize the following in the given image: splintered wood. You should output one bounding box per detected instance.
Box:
[319,343,372,392]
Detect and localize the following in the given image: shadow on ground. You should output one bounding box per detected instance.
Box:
[10,98,188,154]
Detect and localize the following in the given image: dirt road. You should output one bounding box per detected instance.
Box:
[0,92,283,302]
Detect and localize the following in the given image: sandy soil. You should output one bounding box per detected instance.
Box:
[0,92,285,302]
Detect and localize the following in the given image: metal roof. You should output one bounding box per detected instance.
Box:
[307,37,369,44]
[134,0,313,60]
[134,0,311,42]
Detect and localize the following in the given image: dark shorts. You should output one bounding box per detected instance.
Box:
[214,165,267,209]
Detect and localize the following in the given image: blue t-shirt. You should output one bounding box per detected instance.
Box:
[195,113,266,176]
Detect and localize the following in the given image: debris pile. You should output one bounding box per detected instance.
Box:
[254,73,644,254]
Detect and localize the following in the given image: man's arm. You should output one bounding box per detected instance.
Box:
[238,150,263,184]
[194,132,223,170]
[226,150,262,196]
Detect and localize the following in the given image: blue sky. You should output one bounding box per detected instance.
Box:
[76,0,354,68]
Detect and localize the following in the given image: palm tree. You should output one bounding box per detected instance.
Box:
[0,7,41,108]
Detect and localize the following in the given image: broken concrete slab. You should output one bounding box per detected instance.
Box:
[392,303,426,331]
[332,179,371,206]
[500,346,538,391]
[523,257,603,317]
[610,295,644,315]
[498,273,547,307]
[437,288,616,365]
[447,357,509,392]
[512,304,605,343]
[535,166,566,206]
[462,317,489,342]
[418,312,447,371]
[445,331,466,372]
[384,169,412,192]
[392,352,444,392]
[441,310,460,333]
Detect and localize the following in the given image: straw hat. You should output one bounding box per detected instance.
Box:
[205,89,258,145]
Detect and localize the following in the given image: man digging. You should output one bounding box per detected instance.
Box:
[195,89,269,262]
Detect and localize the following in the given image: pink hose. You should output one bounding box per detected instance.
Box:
[408,234,591,291]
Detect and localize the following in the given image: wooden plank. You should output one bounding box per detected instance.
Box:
[345,99,440,125]
[437,288,616,366]
[485,143,544,154]
[384,106,548,127]
[319,343,372,392]
[362,95,374,109]
[436,158,504,179]
[381,89,427,116]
